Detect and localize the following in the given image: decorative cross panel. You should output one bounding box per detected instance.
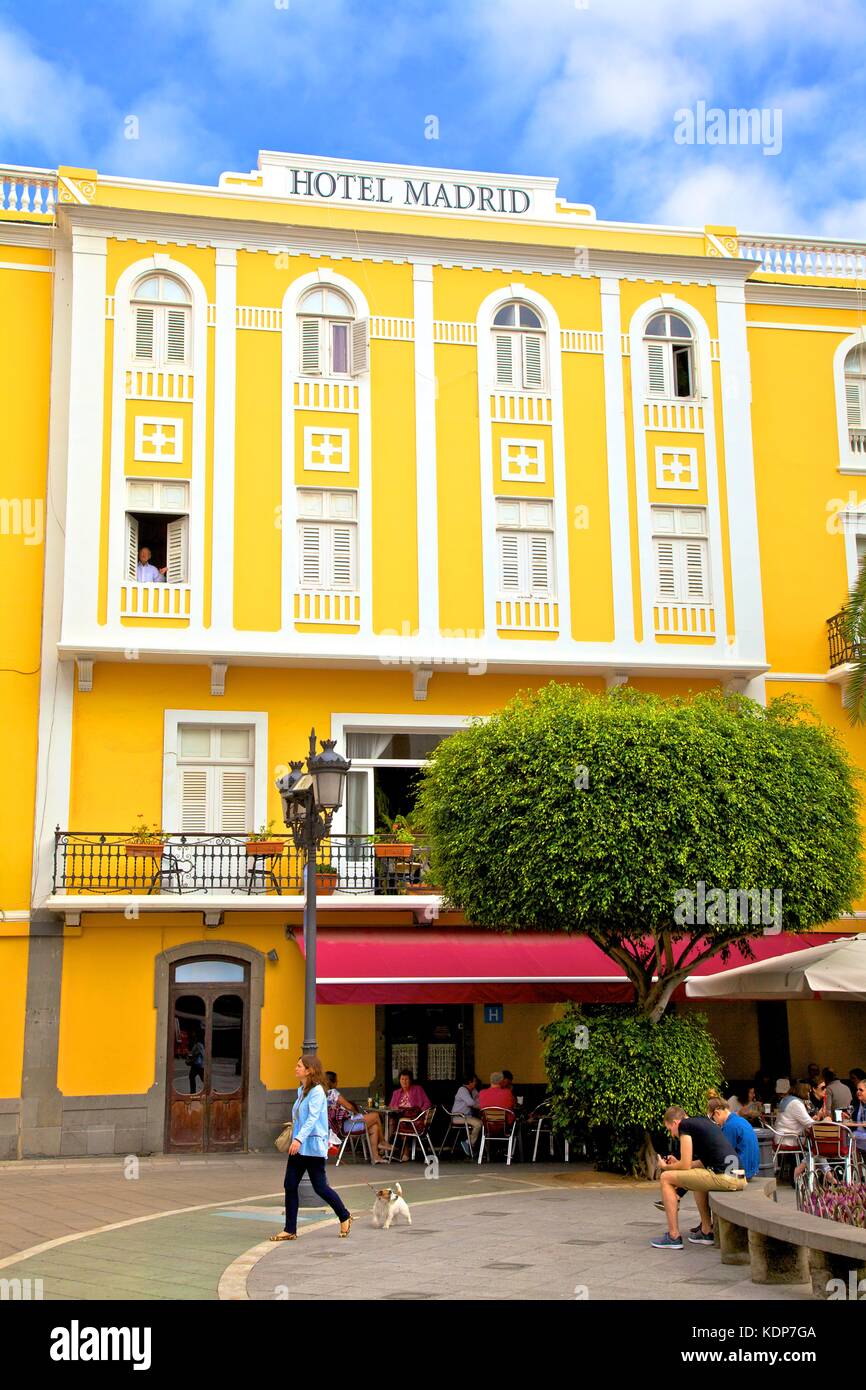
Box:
[655,446,699,491]
[134,416,183,464]
[303,426,350,472]
[500,437,546,483]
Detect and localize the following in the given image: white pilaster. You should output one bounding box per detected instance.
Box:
[212,246,237,633]
[61,229,107,641]
[600,277,636,648]
[412,261,439,639]
[716,282,766,665]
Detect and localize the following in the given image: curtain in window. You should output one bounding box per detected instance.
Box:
[345,732,392,759]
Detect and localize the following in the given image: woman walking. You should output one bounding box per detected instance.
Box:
[271,1054,352,1242]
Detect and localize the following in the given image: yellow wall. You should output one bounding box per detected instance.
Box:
[473,1003,565,1085]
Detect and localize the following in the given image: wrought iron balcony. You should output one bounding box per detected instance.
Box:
[52,830,433,898]
[827,609,862,669]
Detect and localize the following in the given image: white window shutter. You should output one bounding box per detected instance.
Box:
[133,306,155,361]
[654,539,677,599]
[299,523,323,586]
[165,516,188,583]
[684,540,708,600]
[498,531,521,591]
[494,333,515,387]
[522,334,544,390]
[165,308,187,363]
[646,341,668,396]
[218,768,251,834]
[846,379,863,429]
[350,318,369,375]
[330,525,355,588]
[178,767,209,832]
[126,514,139,580]
[528,532,552,594]
[300,318,323,374]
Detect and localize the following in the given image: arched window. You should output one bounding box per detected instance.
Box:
[644,312,695,399]
[298,285,366,376]
[845,346,866,445]
[492,301,546,390]
[131,274,191,366]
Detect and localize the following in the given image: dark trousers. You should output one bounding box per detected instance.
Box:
[284,1154,350,1235]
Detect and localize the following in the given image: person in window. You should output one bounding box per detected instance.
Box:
[325,1071,388,1163]
[136,546,166,583]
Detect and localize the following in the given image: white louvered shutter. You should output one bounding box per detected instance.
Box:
[179,767,209,832]
[646,341,668,396]
[330,525,354,588]
[165,308,187,363]
[165,516,188,583]
[654,539,677,599]
[218,768,250,834]
[528,532,552,593]
[498,531,521,591]
[522,334,544,390]
[299,523,323,586]
[300,318,323,374]
[133,306,155,361]
[494,333,515,386]
[846,380,863,429]
[350,318,369,375]
[126,514,139,580]
[684,540,708,600]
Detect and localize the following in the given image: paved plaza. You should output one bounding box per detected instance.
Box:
[0,1153,812,1302]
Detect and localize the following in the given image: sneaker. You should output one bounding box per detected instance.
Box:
[460,1139,471,1157]
[689,1222,712,1236]
[651,1232,683,1249]
[655,1196,682,1210]
[688,1229,715,1245]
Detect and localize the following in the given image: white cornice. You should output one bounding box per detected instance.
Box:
[589,248,756,286]
[745,282,866,309]
[0,222,54,249]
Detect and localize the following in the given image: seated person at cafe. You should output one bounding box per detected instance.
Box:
[844,1076,866,1158]
[823,1068,852,1113]
[326,1071,388,1163]
[388,1070,432,1115]
[652,1105,746,1251]
[706,1097,760,1179]
[738,1086,764,1123]
[477,1071,515,1113]
[450,1071,482,1152]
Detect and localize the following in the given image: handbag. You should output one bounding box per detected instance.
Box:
[274,1119,294,1153]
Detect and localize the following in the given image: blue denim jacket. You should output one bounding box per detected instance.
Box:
[292,1083,329,1158]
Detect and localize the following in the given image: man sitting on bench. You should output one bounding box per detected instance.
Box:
[651,1104,747,1251]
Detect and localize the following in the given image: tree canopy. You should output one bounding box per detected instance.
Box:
[417,683,864,1020]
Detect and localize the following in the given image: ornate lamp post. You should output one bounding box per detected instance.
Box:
[277,730,351,1053]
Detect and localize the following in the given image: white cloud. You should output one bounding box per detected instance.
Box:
[653,165,801,232]
[0,23,110,156]
[95,84,222,181]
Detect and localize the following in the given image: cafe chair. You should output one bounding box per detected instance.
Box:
[438,1107,477,1159]
[805,1122,855,1187]
[529,1100,555,1161]
[478,1107,517,1166]
[335,1115,372,1166]
[388,1106,436,1164]
[767,1124,807,1185]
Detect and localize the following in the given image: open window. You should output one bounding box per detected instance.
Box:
[845,346,866,454]
[131,274,191,367]
[297,285,368,377]
[644,312,696,399]
[491,301,546,390]
[125,478,189,583]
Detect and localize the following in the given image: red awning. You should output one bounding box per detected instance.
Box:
[291,927,832,1005]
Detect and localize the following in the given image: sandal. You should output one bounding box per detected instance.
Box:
[269,1232,297,1241]
[339,1215,353,1238]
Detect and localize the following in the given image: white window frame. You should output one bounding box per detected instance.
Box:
[651,505,711,604]
[125,481,190,583]
[491,302,547,392]
[130,275,192,368]
[297,488,358,591]
[134,416,184,465]
[162,710,268,833]
[329,713,472,837]
[297,287,368,378]
[495,497,556,598]
[644,312,697,401]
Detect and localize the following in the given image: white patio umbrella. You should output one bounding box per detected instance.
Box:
[685,934,866,1002]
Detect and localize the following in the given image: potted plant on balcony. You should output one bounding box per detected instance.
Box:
[244,822,284,857]
[125,817,166,859]
[372,815,414,860]
[315,861,339,895]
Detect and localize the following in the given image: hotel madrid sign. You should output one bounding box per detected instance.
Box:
[247,152,562,220]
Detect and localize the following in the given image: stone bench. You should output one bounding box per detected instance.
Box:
[710,1181,866,1298]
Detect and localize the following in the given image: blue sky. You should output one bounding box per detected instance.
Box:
[1,0,864,235]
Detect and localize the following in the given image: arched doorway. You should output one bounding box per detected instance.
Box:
[165,956,249,1152]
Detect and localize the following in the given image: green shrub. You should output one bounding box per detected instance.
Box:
[542,1004,725,1175]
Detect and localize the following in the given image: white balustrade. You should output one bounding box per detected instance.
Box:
[849,429,866,459]
[294,379,359,413]
[0,167,56,218]
[644,400,705,433]
[654,602,715,637]
[121,582,191,619]
[740,236,866,280]
[125,367,195,402]
[496,596,559,633]
[489,391,552,424]
[294,589,361,625]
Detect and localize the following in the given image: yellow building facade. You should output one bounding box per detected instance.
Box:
[2,153,866,1157]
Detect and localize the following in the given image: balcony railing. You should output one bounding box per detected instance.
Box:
[0,166,56,219]
[740,234,866,280]
[849,428,866,459]
[52,831,433,897]
[828,609,862,669]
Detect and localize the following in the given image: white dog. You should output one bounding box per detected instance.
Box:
[371,1181,412,1230]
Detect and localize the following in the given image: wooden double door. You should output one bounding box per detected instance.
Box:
[166,960,249,1151]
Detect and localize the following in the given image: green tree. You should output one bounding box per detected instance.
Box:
[417,683,863,1022]
[542,1006,724,1175]
[842,564,866,723]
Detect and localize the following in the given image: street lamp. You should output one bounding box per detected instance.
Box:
[276,730,351,1054]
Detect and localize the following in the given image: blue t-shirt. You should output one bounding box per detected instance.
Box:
[722,1112,760,1179]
